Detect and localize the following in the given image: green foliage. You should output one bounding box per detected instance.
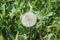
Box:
[0,0,60,40]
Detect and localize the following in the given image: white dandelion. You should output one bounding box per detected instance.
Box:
[21,12,37,27]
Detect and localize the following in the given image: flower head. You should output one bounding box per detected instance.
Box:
[21,12,37,27]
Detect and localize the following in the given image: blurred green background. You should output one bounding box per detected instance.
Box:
[0,0,60,40]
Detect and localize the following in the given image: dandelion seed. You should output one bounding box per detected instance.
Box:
[21,12,37,27]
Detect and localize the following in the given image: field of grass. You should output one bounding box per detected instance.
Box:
[0,0,60,40]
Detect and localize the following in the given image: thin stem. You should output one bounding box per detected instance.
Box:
[46,0,51,13]
[15,31,19,40]
[27,28,31,40]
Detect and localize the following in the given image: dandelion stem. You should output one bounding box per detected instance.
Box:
[27,28,31,40]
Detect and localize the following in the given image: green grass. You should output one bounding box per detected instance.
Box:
[0,0,60,40]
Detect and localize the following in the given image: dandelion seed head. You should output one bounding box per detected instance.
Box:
[21,12,37,27]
